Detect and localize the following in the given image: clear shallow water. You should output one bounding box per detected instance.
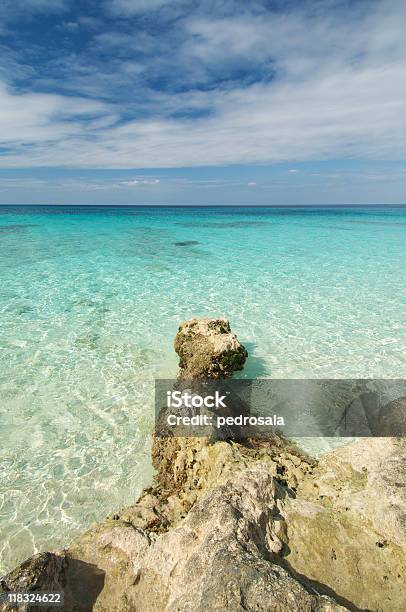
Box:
[0,205,405,573]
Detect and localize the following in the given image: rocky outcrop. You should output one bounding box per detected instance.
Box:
[0,449,343,611]
[174,317,248,379]
[281,437,406,612]
[66,466,347,611]
[1,318,405,612]
[151,317,248,495]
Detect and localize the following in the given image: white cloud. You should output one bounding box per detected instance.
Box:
[120,178,160,185]
[0,81,114,146]
[60,21,80,32]
[1,0,406,169]
[247,182,256,186]
[288,169,298,173]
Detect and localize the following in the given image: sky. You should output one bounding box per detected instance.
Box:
[0,0,405,205]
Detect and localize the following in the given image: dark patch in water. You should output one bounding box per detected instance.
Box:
[74,331,100,350]
[298,224,356,231]
[174,240,200,246]
[127,226,170,237]
[177,221,269,228]
[4,302,35,315]
[344,220,406,227]
[0,224,37,235]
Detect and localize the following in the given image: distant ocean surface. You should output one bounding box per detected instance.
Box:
[1,204,405,573]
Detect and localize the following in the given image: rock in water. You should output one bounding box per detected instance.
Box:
[152,317,248,493]
[173,240,199,246]
[174,317,248,379]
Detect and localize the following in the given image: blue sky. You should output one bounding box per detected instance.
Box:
[0,0,405,205]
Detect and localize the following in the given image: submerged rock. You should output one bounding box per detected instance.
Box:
[173,240,199,246]
[177,221,268,228]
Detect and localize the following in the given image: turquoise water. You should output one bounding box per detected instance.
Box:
[0,205,405,573]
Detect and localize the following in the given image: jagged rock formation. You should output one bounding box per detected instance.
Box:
[151,316,249,493]
[66,465,347,611]
[1,318,405,612]
[174,317,248,379]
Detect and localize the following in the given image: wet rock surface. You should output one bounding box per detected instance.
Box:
[1,318,405,611]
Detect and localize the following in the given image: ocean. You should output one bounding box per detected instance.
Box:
[0,204,405,572]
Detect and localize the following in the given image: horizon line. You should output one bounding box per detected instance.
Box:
[1,203,406,209]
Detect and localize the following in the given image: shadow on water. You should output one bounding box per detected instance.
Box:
[237,342,270,378]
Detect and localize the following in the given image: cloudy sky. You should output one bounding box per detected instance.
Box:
[0,0,405,205]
